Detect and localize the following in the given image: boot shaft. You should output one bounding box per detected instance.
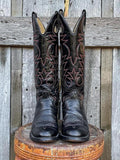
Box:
[32,11,86,99]
[32,12,59,99]
[59,10,86,99]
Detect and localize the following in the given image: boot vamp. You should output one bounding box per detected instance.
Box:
[31,96,58,137]
[63,96,89,137]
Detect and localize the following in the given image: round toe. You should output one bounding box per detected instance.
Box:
[63,126,89,138]
[31,126,58,137]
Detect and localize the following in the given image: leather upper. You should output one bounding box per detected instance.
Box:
[31,10,89,141]
[59,10,89,138]
[31,12,59,138]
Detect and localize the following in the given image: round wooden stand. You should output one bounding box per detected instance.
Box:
[14,124,104,160]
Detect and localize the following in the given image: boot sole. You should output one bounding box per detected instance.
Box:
[30,132,59,143]
[60,132,90,143]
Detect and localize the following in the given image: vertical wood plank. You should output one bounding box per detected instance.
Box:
[69,0,101,128]
[11,1,23,159]
[22,48,36,124]
[11,50,22,158]
[69,0,101,18]
[101,0,113,159]
[0,0,11,16]
[12,0,22,16]
[112,1,120,159]
[23,0,64,17]
[0,1,11,160]
[102,0,113,17]
[112,49,120,160]
[22,0,64,125]
[0,48,10,160]
[84,49,100,127]
[101,50,112,160]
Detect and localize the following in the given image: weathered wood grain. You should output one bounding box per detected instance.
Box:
[22,48,36,125]
[102,0,113,17]
[114,0,120,17]
[101,49,112,160]
[69,0,101,128]
[0,17,120,47]
[10,1,23,159]
[112,1,120,159]
[69,0,101,18]
[84,49,100,127]
[11,49,22,159]
[0,48,10,160]
[101,0,113,159]
[112,49,120,160]
[11,0,22,16]
[0,0,11,16]
[23,0,64,17]
[0,1,11,160]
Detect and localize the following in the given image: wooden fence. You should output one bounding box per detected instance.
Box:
[0,0,120,160]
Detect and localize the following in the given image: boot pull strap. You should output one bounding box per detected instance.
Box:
[64,0,69,17]
[32,12,45,34]
[37,18,45,34]
[73,10,86,34]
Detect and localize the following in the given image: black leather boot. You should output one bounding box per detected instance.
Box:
[59,10,90,142]
[30,12,59,142]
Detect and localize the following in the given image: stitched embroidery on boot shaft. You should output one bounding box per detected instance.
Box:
[33,33,58,89]
[61,32,85,88]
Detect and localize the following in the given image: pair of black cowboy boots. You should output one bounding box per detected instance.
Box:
[30,10,90,143]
